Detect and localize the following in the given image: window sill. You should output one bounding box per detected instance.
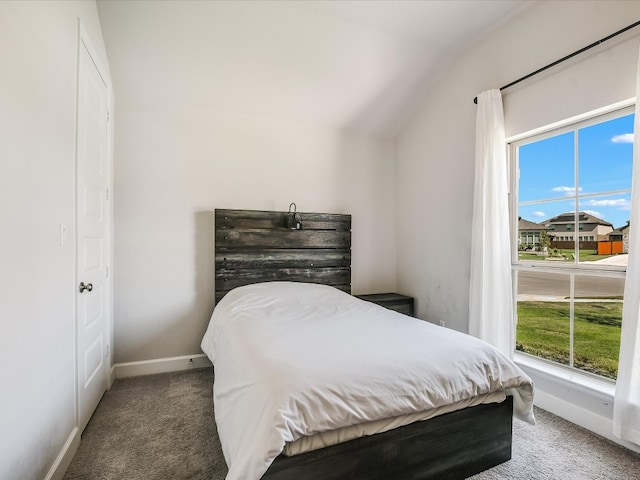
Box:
[514,351,615,401]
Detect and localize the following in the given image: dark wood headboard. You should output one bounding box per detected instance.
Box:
[214,208,351,304]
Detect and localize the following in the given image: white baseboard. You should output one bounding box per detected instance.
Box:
[42,355,211,480]
[113,353,212,379]
[534,389,640,455]
[108,364,116,388]
[43,427,80,480]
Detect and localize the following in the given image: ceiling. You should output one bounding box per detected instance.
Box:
[96,0,531,138]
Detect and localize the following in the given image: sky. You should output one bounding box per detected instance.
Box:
[518,113,634,230]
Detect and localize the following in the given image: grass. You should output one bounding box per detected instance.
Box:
[516,300,622,379]
[518,249,613,262]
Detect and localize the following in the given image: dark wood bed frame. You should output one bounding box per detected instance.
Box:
[214,208,513,479]
[215,208,351,304]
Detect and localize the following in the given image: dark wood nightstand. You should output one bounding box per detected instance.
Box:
[355,293,414,316]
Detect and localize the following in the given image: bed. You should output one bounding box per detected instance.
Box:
[203,208,535,480]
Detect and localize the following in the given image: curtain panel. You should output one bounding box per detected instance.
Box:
[613,47,640,446]
[469,89,514,358]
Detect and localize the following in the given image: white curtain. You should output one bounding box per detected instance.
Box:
[613,50,640,445]
[469,89,514,358]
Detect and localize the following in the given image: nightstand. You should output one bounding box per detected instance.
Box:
[355,293,414,316]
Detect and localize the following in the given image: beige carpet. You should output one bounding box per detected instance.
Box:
[63,368,640,480]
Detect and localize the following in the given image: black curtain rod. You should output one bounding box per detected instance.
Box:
[473,20,640,104]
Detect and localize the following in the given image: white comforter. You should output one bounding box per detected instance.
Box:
[201,282,535,480]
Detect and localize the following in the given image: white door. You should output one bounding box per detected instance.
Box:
[76,39,110,432]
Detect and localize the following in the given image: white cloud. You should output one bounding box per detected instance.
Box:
[584,198,629,208]
[583,209,601,218]
[611,133,634,144]
[532,211,545,218]
[552,186,582,196]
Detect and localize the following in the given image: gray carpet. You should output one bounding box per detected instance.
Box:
[64,368,640,480]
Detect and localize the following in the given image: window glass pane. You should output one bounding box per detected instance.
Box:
[578,200,631,267]
[516,271,570,366]
[512,107,630,380]
[518,131,574,203]
[518,201,577,262]
[576,192,630,263]
[578,114,634,195]
[573,276,624,379]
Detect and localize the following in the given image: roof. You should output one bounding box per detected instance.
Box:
[518,217,545,231]
[543,211,613,228]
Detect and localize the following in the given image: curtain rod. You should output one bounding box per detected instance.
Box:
[473,20,640,104]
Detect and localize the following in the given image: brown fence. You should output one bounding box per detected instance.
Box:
[598,241,623,255]
[550,241,598,251]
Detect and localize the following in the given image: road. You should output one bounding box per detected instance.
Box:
[517,269,625,299]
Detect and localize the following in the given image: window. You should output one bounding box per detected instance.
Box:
[511,106,633,381]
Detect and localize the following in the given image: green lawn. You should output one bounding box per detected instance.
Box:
[516,301,621,379]
[518,250,612,262]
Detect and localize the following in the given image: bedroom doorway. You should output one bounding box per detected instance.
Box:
[75,33,111,433]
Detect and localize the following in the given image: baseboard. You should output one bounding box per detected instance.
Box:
[534,389,640,455]
[42,356,211,479]
[113,353,212,379]
[43,427,80,480]
[516,354,640,454]
[108,364,116,388]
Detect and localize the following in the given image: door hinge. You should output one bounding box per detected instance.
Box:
[106,110,110,123]
[106,344,110,358]
[106,188,109,201]
[106,266,109,278]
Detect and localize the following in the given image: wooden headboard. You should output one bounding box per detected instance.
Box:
[214,208,352,304]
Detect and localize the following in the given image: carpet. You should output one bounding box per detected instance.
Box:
[63,368,639,479]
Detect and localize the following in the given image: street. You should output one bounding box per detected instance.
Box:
[517,269,625,299]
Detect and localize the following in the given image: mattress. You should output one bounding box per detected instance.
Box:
[201,281,535,480]
[283,390,505,456]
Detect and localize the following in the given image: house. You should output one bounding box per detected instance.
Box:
[2,1,640,479]
[609,229,624,242]
[622,222,631,253]
[618,221,632,253]
[544,211,614,242]
[518,217,547,250]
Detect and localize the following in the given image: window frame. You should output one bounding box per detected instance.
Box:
[507,101,633,383]
[509,103,634,273]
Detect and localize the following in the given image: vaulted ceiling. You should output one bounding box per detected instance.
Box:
[97,0,531,138]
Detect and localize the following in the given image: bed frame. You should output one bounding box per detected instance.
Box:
[215,208,352,303]
[214,208,513,479]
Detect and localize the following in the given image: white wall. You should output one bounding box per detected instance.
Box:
[113,98,396,364]
[396,0,640,451]
[396,0,640,331]
[0,1,110,478]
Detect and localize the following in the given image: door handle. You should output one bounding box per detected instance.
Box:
[79,282,93,293]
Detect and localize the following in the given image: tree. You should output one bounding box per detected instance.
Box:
[539,230,551,253]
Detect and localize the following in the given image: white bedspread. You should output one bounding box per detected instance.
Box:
[201,282,535,480]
